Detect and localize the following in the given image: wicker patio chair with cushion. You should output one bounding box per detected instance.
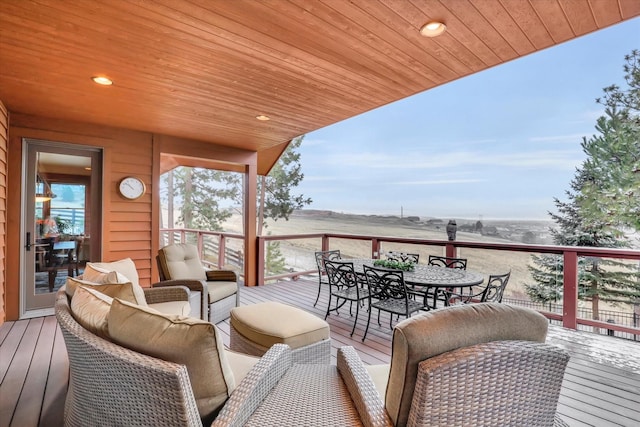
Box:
[447,270,512,305]
[337,303,570,427]
[385,251,419,264]
[324,259,372,337]
[55,286,296,427]
[362,265,423,342]
[157,243,240,323]
[313,249,341,307]
[72,257,196,317]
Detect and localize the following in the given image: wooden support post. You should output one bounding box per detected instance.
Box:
[244,161,258,286]
[218,235,226,270]
[372,238,380,259]
[445,242,456,259]
[321,235,329,252]
[563,251,578,330]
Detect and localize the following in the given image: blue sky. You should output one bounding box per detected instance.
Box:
[297,18,640,220]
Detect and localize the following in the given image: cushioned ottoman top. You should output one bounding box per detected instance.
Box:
[230,302,330,350]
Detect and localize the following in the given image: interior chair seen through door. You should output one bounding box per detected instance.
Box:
[156,243,239,323]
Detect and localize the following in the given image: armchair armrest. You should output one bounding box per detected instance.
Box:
[206,269,238,282]
[152,279,208,321]
[337,346,392,427]
[212,344,292,427]
[143,285,189,305]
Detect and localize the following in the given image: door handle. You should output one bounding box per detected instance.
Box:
[25,232,32,251]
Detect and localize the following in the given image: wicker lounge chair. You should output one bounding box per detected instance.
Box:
[55,287,302,427]
[337,302,570,427]
[156,243,240,323]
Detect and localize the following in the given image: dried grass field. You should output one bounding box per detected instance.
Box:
[222,210,637,316]
[226,212,536,298]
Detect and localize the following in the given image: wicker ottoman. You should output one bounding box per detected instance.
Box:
[230,302,331,364]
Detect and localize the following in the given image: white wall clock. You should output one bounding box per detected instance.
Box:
[118,176,146,200]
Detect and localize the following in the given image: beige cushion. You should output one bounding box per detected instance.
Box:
[230,301,329,350]
[108,299,235,419]
[386,303,548,427]
[88,258,140,287]
[208,281,238,303]
[65,277,147,306]
[83,264,130,284]
[148,300,191,317]
[159,244,207,281]
[70,286,113,339]
[223,349,260,393]
[365,364,390,402]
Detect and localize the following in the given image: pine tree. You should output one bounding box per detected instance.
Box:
[526,51,640,318]
[580,50,640,231]
[257,136,312,235]
[265,237,287,276]
[162,166,240,232]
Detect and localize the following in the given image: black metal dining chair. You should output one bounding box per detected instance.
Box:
[427,255,467,269]
[385,251,420,264]
[418,255,469,309]
[447,271,512,305]
[313,249,341,307]
[362,265,423,341]
[324,259,372,337]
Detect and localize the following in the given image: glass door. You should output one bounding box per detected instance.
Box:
[22,139,102,317]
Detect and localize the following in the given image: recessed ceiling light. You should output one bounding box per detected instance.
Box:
[256,115,270,121]
[420,21,447,37]
[92,76,113,85]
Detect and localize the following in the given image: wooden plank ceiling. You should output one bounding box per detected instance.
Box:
[1,0,638,173]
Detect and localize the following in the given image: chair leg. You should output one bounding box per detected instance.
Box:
[313,282,322,307]
[324,295,332,320]
[350,299,360,337]
[362,303,373,342]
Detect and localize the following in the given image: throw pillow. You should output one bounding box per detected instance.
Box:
[65,277,144,305]
[108,299,235,420]
[87,258,140,286]
[83,264,130,284]
[70,286,113,339]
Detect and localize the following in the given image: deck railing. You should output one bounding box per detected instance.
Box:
[160,228,640,338]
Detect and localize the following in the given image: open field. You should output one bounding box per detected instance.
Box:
[222,210,637,317]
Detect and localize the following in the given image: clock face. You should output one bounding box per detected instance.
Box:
[118,177,146,200]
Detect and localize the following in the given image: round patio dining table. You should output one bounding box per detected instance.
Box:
[344,258,485,309]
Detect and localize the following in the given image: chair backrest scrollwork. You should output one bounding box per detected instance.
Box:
[427,255,467,270]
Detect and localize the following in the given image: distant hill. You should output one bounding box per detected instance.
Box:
[291,209,557,245]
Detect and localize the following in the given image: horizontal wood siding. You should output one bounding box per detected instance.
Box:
[3,113,255,319]
[0,101,7,325]
[4,114,155,320]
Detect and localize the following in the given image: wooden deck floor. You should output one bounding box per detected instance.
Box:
[1,277,639,427]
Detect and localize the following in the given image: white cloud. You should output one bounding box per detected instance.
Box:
[529,133,588,143]
[314,148,582,171]
[394,178,486,185]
